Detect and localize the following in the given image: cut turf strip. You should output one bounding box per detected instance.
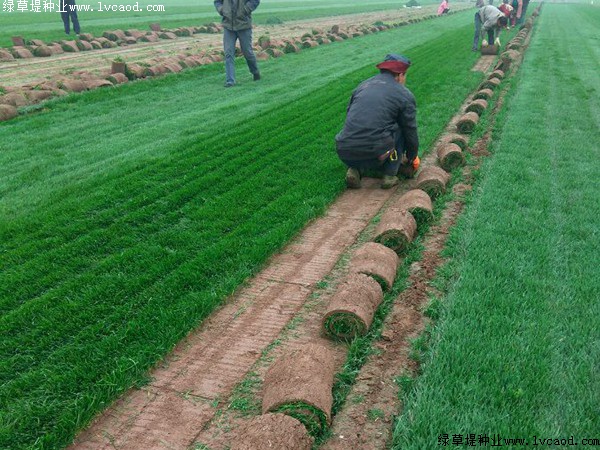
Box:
[229,414,313,450]
[262,343,335,437]
[322,274,384,341]
[348,242,399,292]
[416,166,450,199]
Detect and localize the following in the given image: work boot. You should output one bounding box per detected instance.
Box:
[253,72,261,81]
[381,175,399,189]
[345,167,361,189]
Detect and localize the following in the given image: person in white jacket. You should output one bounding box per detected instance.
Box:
[472,5,508,51]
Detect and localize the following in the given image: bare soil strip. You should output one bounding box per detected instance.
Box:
[69,180,394,449]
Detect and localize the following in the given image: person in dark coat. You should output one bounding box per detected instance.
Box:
[214,0,261,87]
[60,0,81,35]
[335,54,420,190]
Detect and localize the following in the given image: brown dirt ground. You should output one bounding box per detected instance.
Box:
[1,4,470,88]
[64,6,529,450]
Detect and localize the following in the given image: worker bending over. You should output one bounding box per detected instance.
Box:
[335,54,420,190]
[473,5,508,51]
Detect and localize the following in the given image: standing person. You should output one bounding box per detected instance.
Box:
[335,54,420,190]
[472,5,508,51]
[60,0,80,36]
[438,0,450,15]
[516,0,530,24]
[214,0,261,87]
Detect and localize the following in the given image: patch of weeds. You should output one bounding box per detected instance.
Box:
[351,394,365,404]
[194,443,211,450]
[228,372,261,416]
[367,408,385,422]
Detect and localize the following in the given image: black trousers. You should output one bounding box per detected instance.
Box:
[61,0,80,34]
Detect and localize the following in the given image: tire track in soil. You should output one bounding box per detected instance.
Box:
[68,179,392,450]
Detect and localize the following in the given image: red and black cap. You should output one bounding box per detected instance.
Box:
[376,54,412,74]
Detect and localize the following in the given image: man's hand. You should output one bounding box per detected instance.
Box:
[482,39,489,47]
[494,37,501,46]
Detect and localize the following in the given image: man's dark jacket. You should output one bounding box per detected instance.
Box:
[214,0,260,31]
[336,71,419,162]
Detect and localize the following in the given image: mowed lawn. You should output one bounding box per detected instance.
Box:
[0,0,438,47]
[394,4,600,448]
[0,12,484,449]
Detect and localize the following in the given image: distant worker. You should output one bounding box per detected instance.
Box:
[214,0,261,87]
[60,0,81,36]
[438,0,450,15]
[472,5,508,51]
[515,0,530,24]
[498,0,514,21]
[335,54,420,190]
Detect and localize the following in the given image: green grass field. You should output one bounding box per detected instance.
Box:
[0,0,439,47]
[393,4,600,448]
[0,12,485,449]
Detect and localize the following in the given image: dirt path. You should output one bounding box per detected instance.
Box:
[68,180,395,450]
[2,5,472,88]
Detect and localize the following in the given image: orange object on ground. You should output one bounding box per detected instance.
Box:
[412,156,421,170]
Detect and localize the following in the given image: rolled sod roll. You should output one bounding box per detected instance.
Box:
[456,111,479,134]
[398,189,433,226]
[0,104,18,121]
[479,77,501,90]
[373,209,417,255]
[440,133,468,151]
[507,41,522,51]
[58,80,87,92]
[473,88,493,101]
[262,343,335,437]
[60,40,79,52]
[230,414,313,450]
[480,44,499,55]
[416,166,450,199]
[488,69,505,80]
[437,143,465,171]
[32,45,52,57]
[501,49,520,64]
[349,242,399,291]
[106,72,128,84]
[323,274,383,340]
[25,90,53,103]
[465,98,488,115]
